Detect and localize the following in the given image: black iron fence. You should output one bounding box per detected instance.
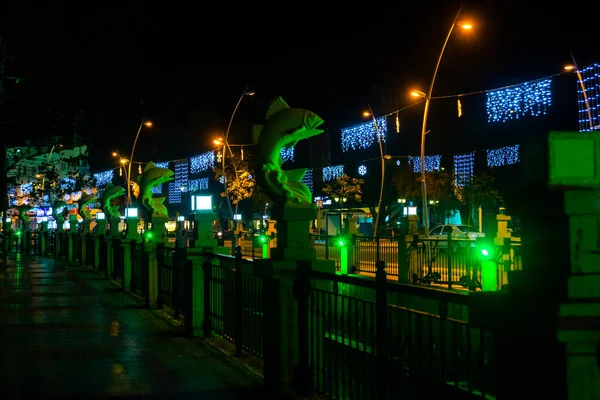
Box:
[157,244,187,319]
[205,247,280,363]
[295,260,495,399]
[227,232,278,260]
[409,237,522,291]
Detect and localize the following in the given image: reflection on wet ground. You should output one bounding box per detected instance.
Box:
[0,255,264,399]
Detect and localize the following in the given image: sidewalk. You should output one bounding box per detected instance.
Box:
[0,254,266,399]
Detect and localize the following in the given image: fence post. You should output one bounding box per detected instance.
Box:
[396,235,409,283]
[234,245,243,357]
[447,233,453,289]
[201,256,213,336]
[375,260,388,399]
[293,259,312,396]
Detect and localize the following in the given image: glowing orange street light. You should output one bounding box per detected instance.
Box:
[458,22,473,30]
[564,65,575,71]
[143,121,153,127]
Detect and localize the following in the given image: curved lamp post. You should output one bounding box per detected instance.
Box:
[362,107,386,240]
[410,5,472,237]
[127,120,153,205]
[219,86,255,224]
[564,56,595,131]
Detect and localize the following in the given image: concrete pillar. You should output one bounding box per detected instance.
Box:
[146,244,160,307]
[109,217,120,238]
[150,216,168,242]
[121,239,133,291]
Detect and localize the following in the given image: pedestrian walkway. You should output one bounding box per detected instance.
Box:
[0,254,266,399]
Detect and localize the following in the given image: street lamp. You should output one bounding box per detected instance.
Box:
[127,120,153,206]
[220,86,255,225]
[362,106,386,238]
[411,6,472,237]
[112,150,130,187]
[565,55,595,131]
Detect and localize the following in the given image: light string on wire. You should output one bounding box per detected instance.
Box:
[371,70,568,120]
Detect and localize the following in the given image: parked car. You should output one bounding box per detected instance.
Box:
[426,224,485,249]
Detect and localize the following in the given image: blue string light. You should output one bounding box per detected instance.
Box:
[486,78,552,123]
[151,184,162,195]
[358,165,367,176]
[60,177,75,190]
[20,183,32,195]
[301,169,313,194]
[323,165,344,182]
[280,147,294,162]
[190,152,215,173]
[189,178,209,192]
[153,161,170,169]
[408,155,441,172]
[168,182,180,204]
[93,170,114,187]
[578,63,600,132]
[174,160,189,193]
[453,152,475,187]
[487,144,520,167]
[341,117,387,152]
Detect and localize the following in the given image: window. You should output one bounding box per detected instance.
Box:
[430,226,443,235]
[442,226,453,234]
[456,225,469,233]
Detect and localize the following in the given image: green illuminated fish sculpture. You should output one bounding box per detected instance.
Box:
[16,204,33,225]
[136,162,174,217]
[254,97,325,205]
[99,184,126,219]
[77,192,98,220]
[52,200,68,224]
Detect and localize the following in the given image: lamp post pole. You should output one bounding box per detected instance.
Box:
[127,120,152,206]
[367,105,386,240]
[220,86,254,226]
[568,54,594,131]
[419,4,464,237]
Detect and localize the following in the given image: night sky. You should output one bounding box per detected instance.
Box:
[0,1,597,172]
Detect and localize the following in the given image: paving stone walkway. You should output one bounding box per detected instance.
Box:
[0,254,265,399]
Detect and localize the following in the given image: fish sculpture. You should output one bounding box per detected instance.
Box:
[52,200,68,225]
[253,97,325,205]
[77,192,98,220]
[99,184,126,219]
[136,162,174,217]
[16,204,33,226]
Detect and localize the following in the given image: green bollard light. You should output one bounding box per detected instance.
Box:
[144,231,154,243]
[258,234,269,259]
[478,242,498,291]
[337,237,349,275]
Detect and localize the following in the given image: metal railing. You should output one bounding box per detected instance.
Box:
[295,260,495,399]
[206,247,280,361]
[157,244,187,319]
[409,236,522,291]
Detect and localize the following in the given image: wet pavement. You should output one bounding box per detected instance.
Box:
[0,254,265,399]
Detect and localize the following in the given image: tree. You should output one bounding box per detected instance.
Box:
[213,155,256,208]
[391,167,421,201]
[322,174,364,203]
[460,173,502,230]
